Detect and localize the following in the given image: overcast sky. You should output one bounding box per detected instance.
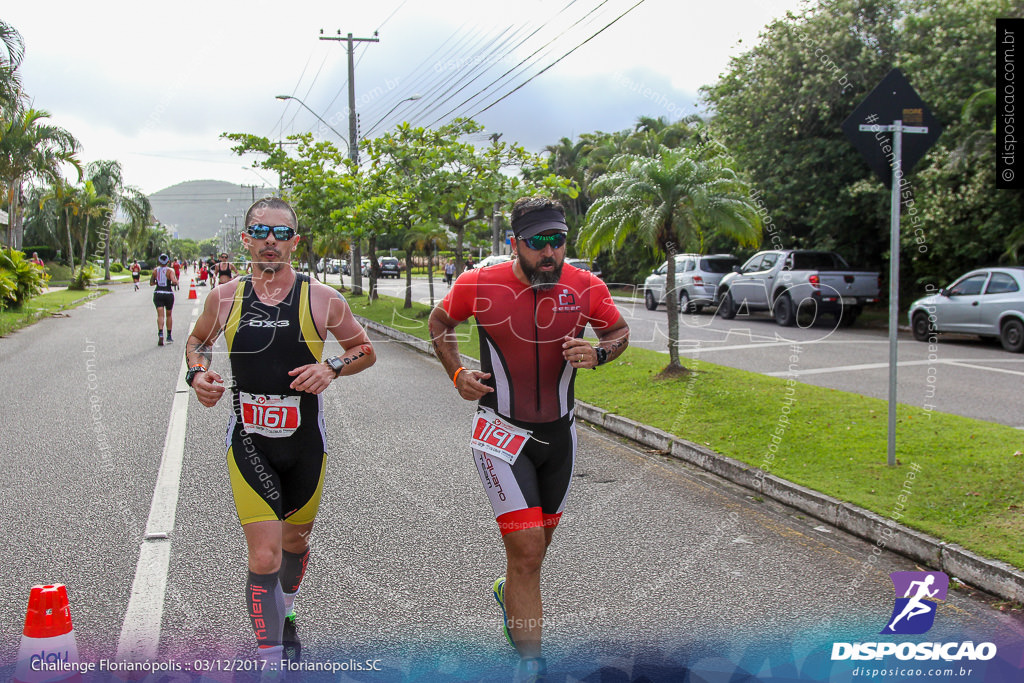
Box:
[6,0,809,195]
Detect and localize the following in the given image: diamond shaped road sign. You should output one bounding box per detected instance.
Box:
[842,68,943,188]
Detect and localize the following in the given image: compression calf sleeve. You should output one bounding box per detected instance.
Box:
[246,571,285,648]
[279,548,310,615]
[279,548,310,594]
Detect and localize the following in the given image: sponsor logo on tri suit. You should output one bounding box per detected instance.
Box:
[243,319,290,328]
[555,288,581,312]
[479,453,506,501]
[239,432,281,500]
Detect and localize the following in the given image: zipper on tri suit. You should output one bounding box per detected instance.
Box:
[533,288,541,414]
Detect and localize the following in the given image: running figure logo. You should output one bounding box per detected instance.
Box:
[881,571,948,635]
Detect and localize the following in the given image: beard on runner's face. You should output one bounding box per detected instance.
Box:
[520,250,563,290]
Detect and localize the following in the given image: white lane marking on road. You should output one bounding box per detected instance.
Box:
[764,357,1024,378]
[116,337,193,662]
[765,359,939,376]
[943,360,1024,377]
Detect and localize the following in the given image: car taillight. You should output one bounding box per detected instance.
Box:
[809,274,820,288]
[693,275,704,286]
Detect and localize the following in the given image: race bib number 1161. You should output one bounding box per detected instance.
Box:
[240,392,301,438]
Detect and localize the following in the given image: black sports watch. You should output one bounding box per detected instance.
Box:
[324,356,344,377]
[595,347,608,366]
[185,365,207,387]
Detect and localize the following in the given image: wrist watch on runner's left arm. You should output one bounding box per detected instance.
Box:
[324,356,344,377]
[595,347,608,366]
[185,365,207,387]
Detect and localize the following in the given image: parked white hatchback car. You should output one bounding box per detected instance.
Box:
[908,266,1024,352]
[643,254,742,313]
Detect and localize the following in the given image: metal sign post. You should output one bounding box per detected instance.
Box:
[843,68,942,467]
[858,120,928,466]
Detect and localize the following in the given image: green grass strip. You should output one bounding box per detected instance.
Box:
[341,288,1024,570]
[0,289,109,337]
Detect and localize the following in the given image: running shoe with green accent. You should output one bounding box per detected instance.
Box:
[492,577,516,650]
[282,613,301,662]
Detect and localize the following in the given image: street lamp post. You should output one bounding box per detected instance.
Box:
[362,94,422,140]
[275,95,350,152]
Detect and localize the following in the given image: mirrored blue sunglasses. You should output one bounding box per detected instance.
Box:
[246,224,296,240]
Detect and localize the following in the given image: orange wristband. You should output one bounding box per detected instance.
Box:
[453,366,467,387]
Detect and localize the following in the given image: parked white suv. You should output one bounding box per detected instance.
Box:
[643,254,741,313]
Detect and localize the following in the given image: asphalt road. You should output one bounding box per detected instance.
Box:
[1,282,1022,682]
[347,274,1024,428]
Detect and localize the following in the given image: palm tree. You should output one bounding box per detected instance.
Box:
[579,143,762,373]
[402,226,448,308]
[86,160,151,280]
[0,106,81,252]
[69,181,108,276]
[0,21,25,110]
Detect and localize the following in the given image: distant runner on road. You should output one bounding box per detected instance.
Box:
[215,251,237,285]
[184,197,375,671]
[130,259,141,291]
[428,196,629,682]
[150,253,178,345]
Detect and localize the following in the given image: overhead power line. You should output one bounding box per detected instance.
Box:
[424,0,613,127]
[470,0,648,120]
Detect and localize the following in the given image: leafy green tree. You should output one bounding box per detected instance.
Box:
[893,0,1023,289]
[579,143,761,372]
[701,0,900,269]
[701,0,1022,302]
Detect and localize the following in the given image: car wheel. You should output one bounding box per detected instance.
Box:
[1000,318,1024,352]
[835,306,860,328]
[717,291,736,320]
[774,293,796,326]
[679,292,694,314]
[911,312,932,342]
[644,290,658,311]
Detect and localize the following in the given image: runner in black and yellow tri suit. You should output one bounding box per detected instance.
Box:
[222,271,328,526]
[185,198,375,670]
[215,251,238,285]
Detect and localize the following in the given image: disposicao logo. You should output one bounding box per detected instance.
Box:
[881,570,947,635]
[831,571,997,662]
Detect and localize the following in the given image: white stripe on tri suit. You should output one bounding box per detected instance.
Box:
[486,338,512,417]
[554,410,578,515]
[557,357,574,417]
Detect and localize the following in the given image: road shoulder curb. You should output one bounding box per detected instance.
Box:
[357,315,1024,604]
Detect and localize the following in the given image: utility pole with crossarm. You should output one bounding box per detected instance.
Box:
[318,30,380,165]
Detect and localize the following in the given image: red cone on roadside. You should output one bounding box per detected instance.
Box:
[14,585,81,683]
[188,278,197,299]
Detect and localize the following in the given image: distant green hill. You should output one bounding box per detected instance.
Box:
[149,179,277,241]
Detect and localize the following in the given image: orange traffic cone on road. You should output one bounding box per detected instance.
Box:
[188,278,197,299]
[14,585,80,682]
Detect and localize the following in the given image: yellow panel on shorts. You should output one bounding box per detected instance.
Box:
[285,454,327,526]
[226,446,279,525]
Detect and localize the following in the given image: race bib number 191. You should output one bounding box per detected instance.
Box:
[240,392,301,438]
[470,408,532,466]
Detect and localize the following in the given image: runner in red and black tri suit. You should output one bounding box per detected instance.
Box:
[429,197,629,681]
